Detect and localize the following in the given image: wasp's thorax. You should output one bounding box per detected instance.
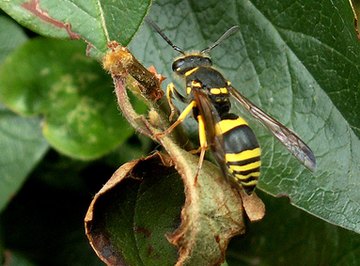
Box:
[172,55,212,75]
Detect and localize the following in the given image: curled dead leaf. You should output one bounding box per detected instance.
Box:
[85,152,182,265]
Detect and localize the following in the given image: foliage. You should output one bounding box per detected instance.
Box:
[0,0,359,265]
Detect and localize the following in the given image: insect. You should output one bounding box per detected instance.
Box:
[146,18,316,194]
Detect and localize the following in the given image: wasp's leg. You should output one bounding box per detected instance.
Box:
[189,146,202,154]
[194,114,208,185]
[166,82,186,121]
[156,100,196,139]
[189,145,210,155]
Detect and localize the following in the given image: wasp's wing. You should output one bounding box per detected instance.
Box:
[192,88,228,178]
[228,86,316,171]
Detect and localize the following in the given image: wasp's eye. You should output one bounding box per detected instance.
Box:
[172,59,184,72]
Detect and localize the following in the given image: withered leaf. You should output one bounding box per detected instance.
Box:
[85,152,183,265]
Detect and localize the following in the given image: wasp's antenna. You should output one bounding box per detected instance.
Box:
[145,17,185,55]
[201,25,240,54]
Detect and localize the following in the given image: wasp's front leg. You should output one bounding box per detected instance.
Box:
[166,83,178,122]
[166,82,188,121]
[155,99,196,140]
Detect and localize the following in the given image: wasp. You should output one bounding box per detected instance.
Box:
[146,18,316,194]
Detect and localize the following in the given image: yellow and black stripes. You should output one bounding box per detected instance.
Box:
[217,113,261,193]
[167,60,262,194]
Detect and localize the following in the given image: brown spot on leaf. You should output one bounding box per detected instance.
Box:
[22,0,80,39]
[147,245,154,256]
[85,42,95,57]
[134,225,152,238]
[90,231,126,265]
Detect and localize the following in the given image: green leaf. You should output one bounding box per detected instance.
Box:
[129,0,360,234]
[0,0,151,59]
[0,105,48,212]
[0,16,48,213]
[227,192,360,265]
[0,16,27,63]
[0,39,134,160]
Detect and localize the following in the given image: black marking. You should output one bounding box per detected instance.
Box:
[223,125,259,154]
[230,167,261,176]
[243,186,256,194]
[186,67,228,88]
[233,175,258,183]
[227,156,261,166]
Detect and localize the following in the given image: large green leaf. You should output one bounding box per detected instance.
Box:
[129,0,360,234]
[0,0,151,59]
[227,192,360,265]
[0,16,48,213]
[0,16,27,63]
[0,39,133,160]
[0,105,48,212]
[2,0,358,264]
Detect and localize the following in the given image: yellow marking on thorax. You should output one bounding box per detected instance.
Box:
[186,80,202,95]
[184,67,199,77]
[191,80,202,88]
[216,117,248,134]
[225,148,261,163]
[186,87,192,95]
[210,87,228,95]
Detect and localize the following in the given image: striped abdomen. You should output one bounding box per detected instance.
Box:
[217,114,261,194]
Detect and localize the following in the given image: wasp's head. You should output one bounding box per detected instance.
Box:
[146,18,239,75]
[172,55,212,75]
